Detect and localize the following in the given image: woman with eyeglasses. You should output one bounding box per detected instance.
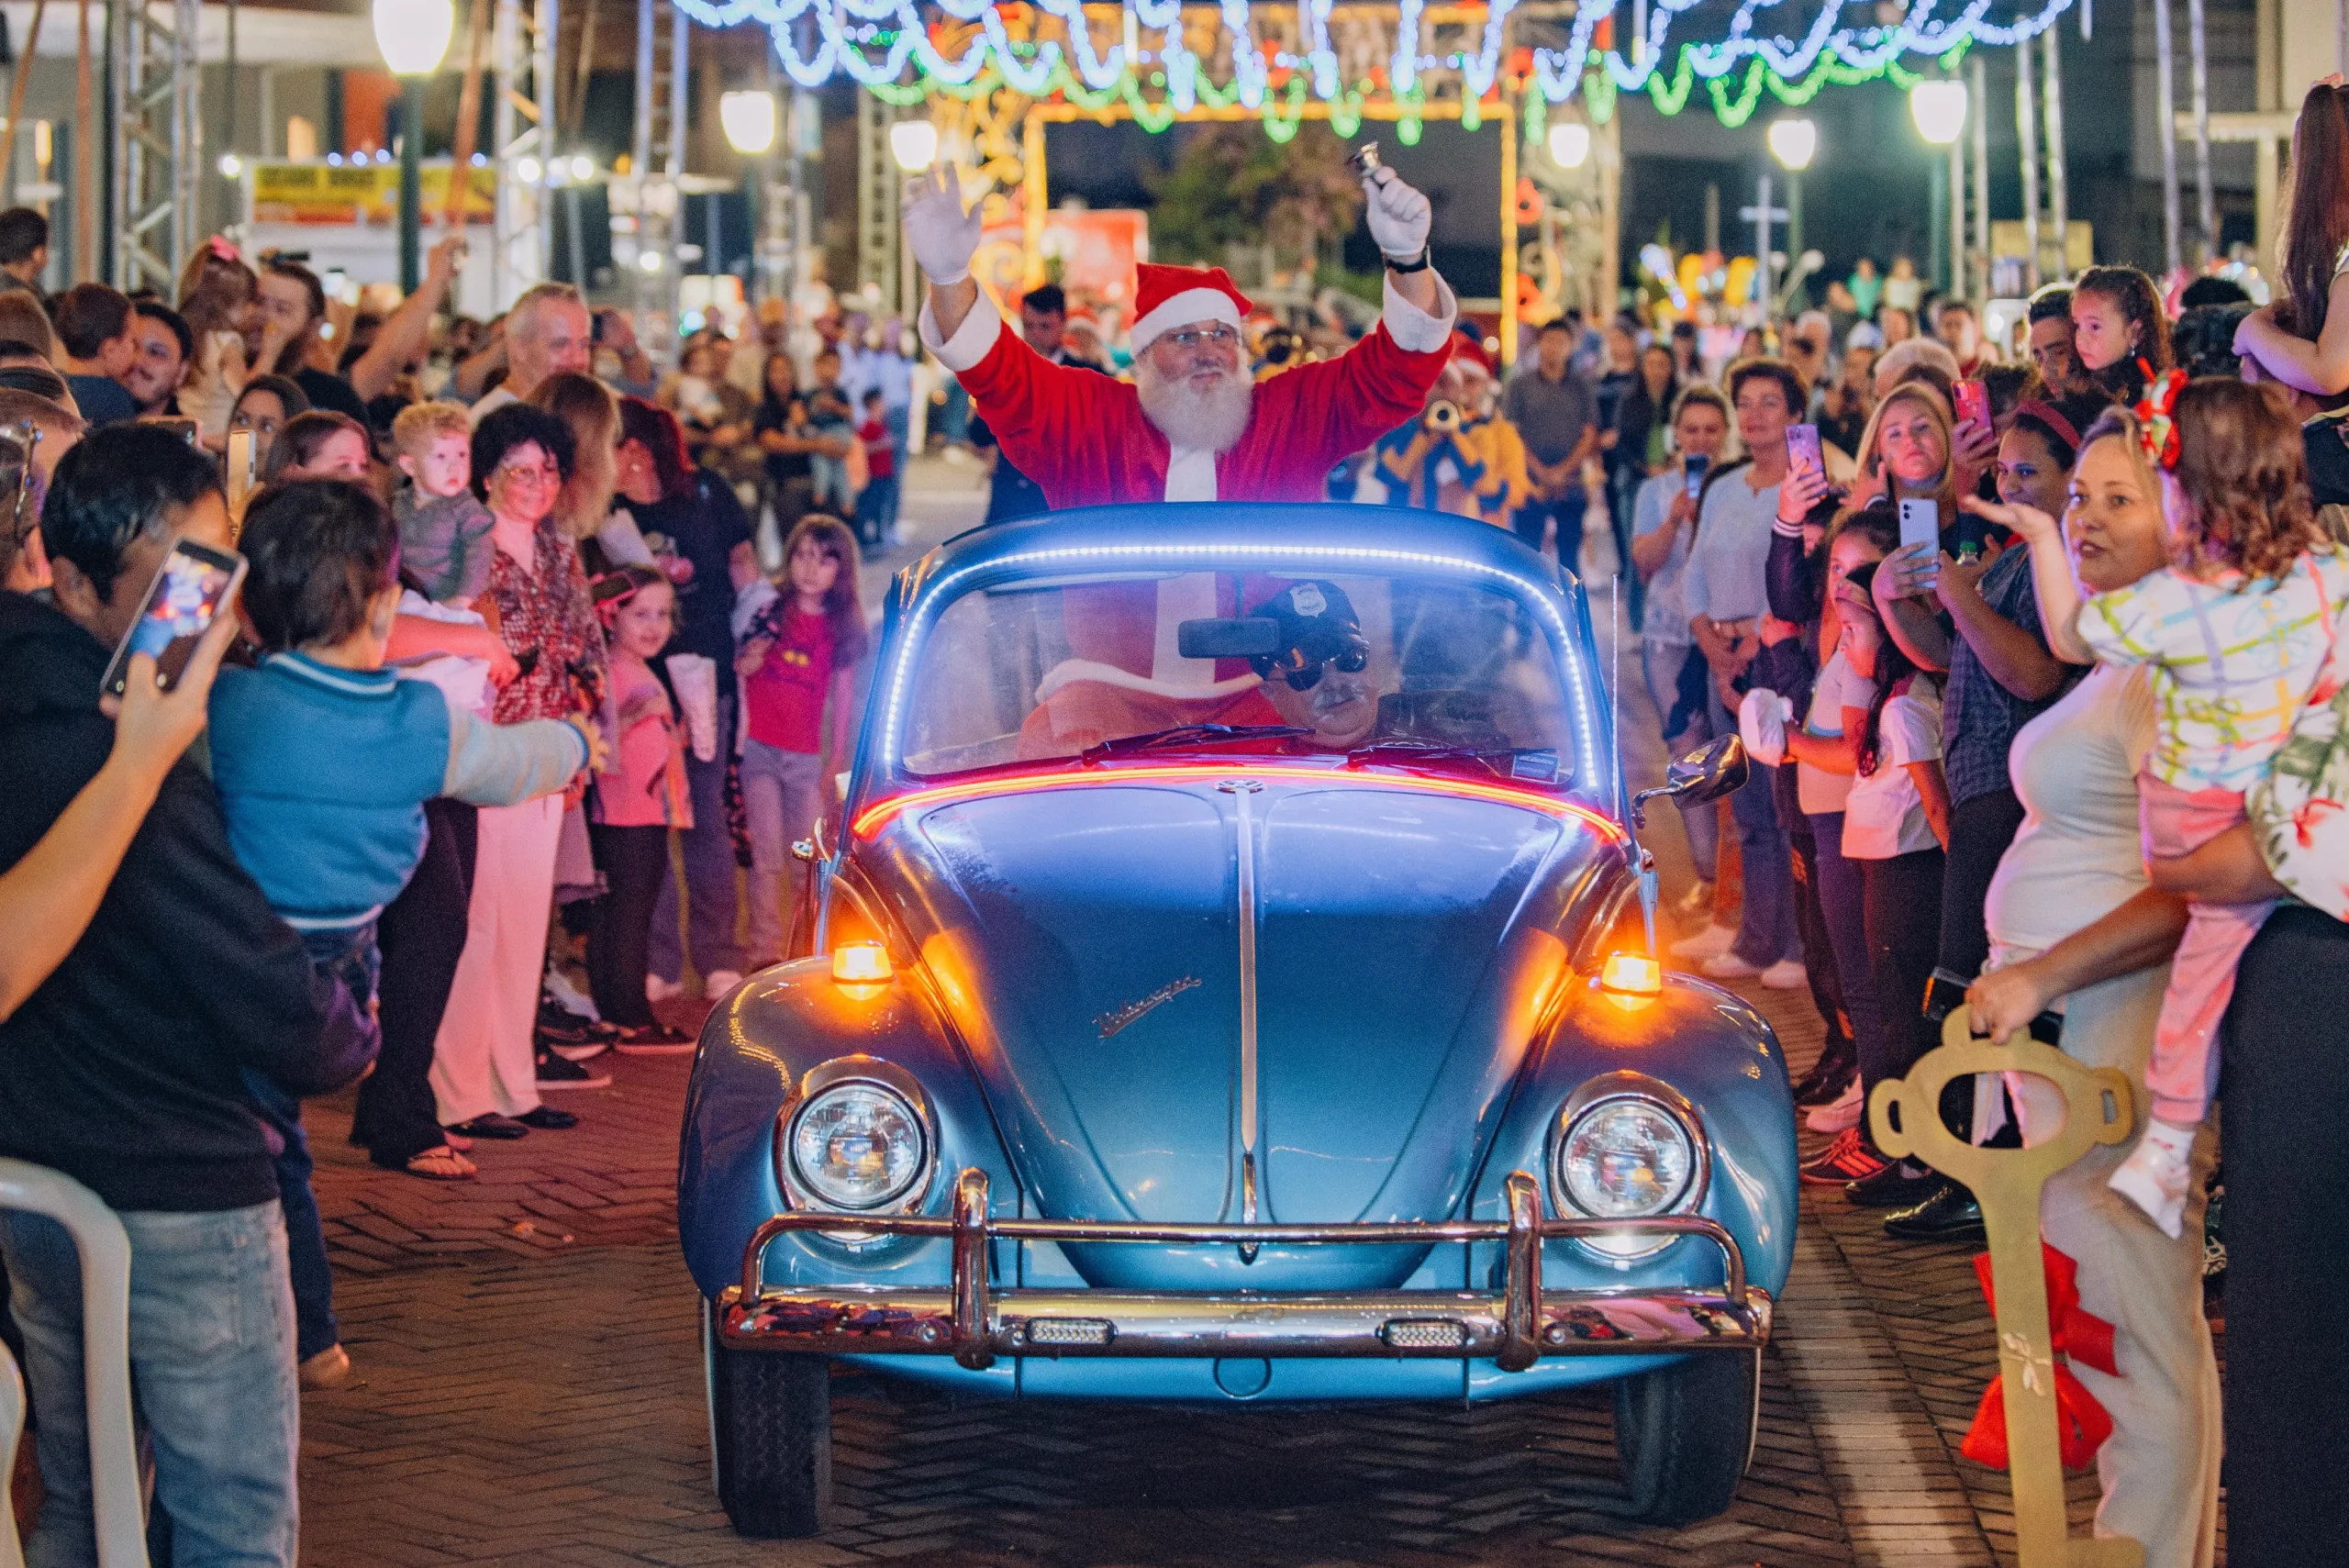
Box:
[426,402,606,1144]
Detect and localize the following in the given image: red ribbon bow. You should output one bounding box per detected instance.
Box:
[2133,364,2187,473]
[1959,1241,2121,1473]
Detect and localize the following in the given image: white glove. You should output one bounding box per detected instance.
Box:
[901,165,983,287]
[1737,687,1794,769]
[1362,167,1432,263]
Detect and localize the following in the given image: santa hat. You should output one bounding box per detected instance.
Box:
[1129,263,1253,354]
[1449,332,1493,375]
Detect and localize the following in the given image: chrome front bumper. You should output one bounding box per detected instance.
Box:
[717,1170,1773,1372]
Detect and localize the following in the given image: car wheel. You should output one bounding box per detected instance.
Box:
[705,1300,832,1538]
[1609,1349,1759,1526]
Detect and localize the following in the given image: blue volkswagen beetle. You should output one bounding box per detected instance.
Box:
[679,505,1794,1539]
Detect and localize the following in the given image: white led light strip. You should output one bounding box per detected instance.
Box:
[674,0,2079,106]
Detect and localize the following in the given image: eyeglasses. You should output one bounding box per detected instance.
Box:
[492,459,562,487]
[1160,325,1241,352]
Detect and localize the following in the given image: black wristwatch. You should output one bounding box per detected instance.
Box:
[1385,250,1432,274]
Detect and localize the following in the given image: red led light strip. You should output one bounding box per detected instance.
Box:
[851,763,1627,843]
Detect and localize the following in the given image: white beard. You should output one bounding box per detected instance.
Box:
[1135,359,1254,454]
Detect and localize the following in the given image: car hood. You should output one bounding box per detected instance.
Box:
[861,777,1614,1288]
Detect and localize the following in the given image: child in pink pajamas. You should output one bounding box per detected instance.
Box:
[2071,379,2345,1237]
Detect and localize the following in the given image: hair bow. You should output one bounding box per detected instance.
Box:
[2133,364,2187,472]
[206,235,241,263]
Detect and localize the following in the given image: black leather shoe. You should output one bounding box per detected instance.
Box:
[1845,1163,1946,1209]
[1791,1051,1857,1107]
[514,1106,578,1130]
[444,1113,529,1140]
[1882,1183,1987,1244]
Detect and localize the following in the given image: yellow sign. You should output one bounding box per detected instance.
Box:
[249,162,496,226]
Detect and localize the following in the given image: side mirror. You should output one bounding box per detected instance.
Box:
[1664,732,1750,807]
[1630,732,1750,830]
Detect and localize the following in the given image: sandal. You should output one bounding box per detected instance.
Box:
[404,1145,478,1181]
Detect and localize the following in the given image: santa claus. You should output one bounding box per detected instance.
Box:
[905,156,1459,506]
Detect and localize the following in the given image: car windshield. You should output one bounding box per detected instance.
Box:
[894,566,1586,786]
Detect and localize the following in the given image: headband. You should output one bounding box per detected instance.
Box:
[2011,398,2082,452]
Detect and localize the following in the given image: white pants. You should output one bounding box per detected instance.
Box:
[2039,962,2222,1568]
[429,794,562,1124]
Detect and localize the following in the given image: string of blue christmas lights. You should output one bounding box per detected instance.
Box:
[671,0,2078,121]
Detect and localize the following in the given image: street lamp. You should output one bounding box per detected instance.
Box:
[1767,117,1816,290]
[1546,121,1591,170]
[889,120,939,172]
[373,0,455,294]
[720,91,778,156]
[1911,79,1970,295]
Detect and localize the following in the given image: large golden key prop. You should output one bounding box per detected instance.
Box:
[1868,1006,2144,1568]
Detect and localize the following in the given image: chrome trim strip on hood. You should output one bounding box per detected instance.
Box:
[1219,779,1264,1253]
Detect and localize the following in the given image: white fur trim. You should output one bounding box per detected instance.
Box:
[1380,271,1459,354]
[1129,288,1247,354]
[1163,447,1219,503]
[1034,659,1264,705]
[917,297,1004,373]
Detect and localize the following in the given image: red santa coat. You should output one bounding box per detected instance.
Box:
[920,277,1457,506]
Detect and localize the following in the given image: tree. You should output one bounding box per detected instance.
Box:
[1147,123,1364,276]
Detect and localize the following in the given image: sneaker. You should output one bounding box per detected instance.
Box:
[2108,1120,2195,1239]
[1800,1127,1889,1184]
[535,1051,612,1091]
[1789,1048,1857,1106]
[298,1344,352,1391]
[646,973,685,1003]
[1701,951,1766,980]
[1759,959,1809,991]
[1670,923,1738,961]
[543,965,599,1024]
[1669,880,1716,925]
[702,968,745,999]
[536,997,618,1061]
[1805,1077,1865,1133]
[612,1022,697,1056]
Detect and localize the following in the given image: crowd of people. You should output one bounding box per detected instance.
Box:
[3,76,2348,1568]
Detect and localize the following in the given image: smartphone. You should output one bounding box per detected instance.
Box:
[591,309,608,345]
[1683,450,1709,500]
[1954,378,1991,428]
[1785,423,1823,478]
[226,428,258,531]
[1898,497,1941,555]
[101,539,245,697]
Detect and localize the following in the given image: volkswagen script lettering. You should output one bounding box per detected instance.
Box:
[1094,976,1204,1040]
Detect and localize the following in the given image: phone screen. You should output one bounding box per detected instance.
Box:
[226,428,259,531]
[102,541,243,696]
[1954,379,1990,428]
[1898,497,1941,555]
[1683,451,1709,499]
[1785,423,1823,478]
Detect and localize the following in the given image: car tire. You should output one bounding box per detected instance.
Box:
[1610,1348,1760,1526]
[705,1302,832,1538]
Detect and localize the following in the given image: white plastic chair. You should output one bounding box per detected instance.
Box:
[0,1159,147,1567]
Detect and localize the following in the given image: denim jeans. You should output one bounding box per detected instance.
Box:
[2,1202,300,1568]
[650,695,744,984]
[1639,639,1720,884]
[738,737,825,968]
[1606,466,1645,630]
[1710,691,1800,968]
[1807,809,1885,1079]
[1511,490,1588,573]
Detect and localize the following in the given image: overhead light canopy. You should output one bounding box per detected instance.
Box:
[1909,80,1969,146]
[889,120,940,172]
[720,90,778,156]
[1766,117,1817,171]
[1546,121,1591,170]
[372,0,454,77]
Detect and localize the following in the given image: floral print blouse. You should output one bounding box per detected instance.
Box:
[484,520,607,726]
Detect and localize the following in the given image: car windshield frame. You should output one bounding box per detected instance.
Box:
[859,537,1619,823]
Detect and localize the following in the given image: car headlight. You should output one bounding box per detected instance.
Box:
[787,1081,928,1211]
[1553,1081,1703,1260]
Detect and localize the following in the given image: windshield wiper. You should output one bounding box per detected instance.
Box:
[1081,724,1311,763]
[1344,742,1566,783]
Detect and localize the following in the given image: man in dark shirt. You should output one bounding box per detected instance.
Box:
[52,283,141,425]
[0,206,47,293]
[257,257,373,423]
[0,426,373,1563]
[1502,317,1599,569]
[974,282,1108,525]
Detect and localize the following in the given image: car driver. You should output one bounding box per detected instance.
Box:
[1247,579,1390,751]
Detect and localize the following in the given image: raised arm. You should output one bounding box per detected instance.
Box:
[348,235,461,402]
[1965,495,2094,664]
[2233,274,2349,397]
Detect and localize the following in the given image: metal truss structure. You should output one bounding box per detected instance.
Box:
[110,0,205,295]
[492,0,561,309]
